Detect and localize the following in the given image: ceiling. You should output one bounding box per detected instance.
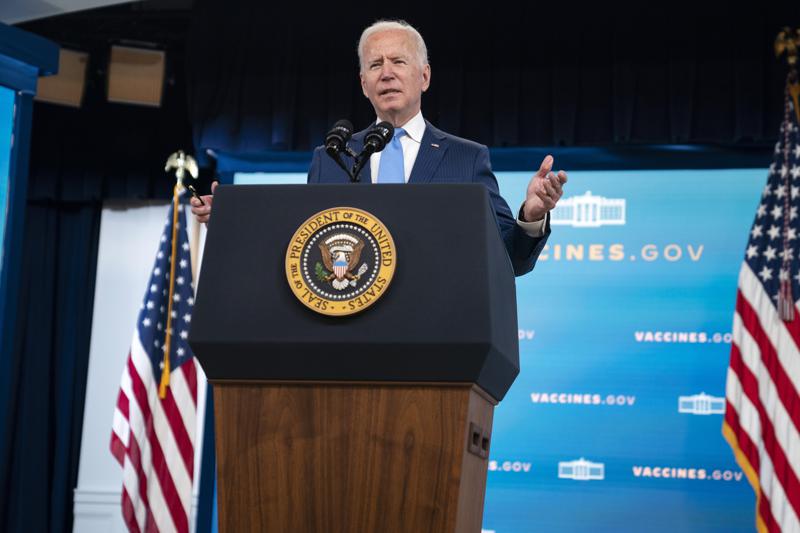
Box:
[1,0,139,24]
[3,0,193,25]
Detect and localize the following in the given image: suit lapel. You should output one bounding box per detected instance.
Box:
[408,121,448,184]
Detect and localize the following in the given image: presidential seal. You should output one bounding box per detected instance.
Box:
[285,207,396,316]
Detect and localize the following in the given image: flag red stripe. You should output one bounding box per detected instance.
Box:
[724,397,760,473]
[160,386,194,477]
[131,428,160,533]
[773,296,800,349]
[724,400,780,533]
[128,357,189,533]
[121,488,142,533]
[126,423,152,511]
[181,361,197,406]
[145,512,158,533]
[760,492,780,533]
[728,349,789,533]
[731,318,800,521]
[110,431,127,466]
[117,387,130,419]
[737,293,800,436]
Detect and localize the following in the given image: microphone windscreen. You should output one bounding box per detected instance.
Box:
[364,121,394,152]
[325,119,354,151]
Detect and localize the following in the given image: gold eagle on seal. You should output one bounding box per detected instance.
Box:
[319,233,369,290]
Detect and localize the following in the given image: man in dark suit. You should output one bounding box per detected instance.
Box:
[192,19,567,276]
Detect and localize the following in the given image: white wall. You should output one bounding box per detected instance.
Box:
[73,200,208,533]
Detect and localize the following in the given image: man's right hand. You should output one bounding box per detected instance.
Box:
[190,180,218,224]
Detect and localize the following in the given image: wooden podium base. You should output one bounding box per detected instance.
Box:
[213,381,496,533]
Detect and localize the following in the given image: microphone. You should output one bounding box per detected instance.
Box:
[352,121,394,183]
[325,119,353,155]
[324,119,355,181]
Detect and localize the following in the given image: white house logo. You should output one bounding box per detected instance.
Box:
[551,191,626,227]
[678,392,725,415]
[558,458,605,481]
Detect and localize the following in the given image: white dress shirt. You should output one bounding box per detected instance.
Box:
[370,111,547,237]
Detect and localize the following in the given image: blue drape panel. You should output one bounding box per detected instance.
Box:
[0,40,195,529]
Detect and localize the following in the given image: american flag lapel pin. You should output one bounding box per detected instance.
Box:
[431,143,440,148]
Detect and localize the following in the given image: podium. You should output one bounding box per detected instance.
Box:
[190,183,520,532]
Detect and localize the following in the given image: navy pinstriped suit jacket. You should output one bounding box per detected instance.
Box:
[306,121,549,277]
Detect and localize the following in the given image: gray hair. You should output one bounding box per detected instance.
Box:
[357,20,429,72]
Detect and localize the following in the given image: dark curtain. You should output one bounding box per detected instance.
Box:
[0,202,100,533]
[0,40,195,531]
[187,2,799,154]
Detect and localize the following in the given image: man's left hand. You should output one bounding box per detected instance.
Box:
[522,155,568,222]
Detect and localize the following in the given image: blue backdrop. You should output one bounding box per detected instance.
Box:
[227,167,763,532]
[481,169,762,533]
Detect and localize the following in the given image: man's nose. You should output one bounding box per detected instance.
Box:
[379,62,395,80]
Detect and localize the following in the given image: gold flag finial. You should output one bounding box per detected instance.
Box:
[776,28,800,125]
[775,27,800,67]
[165,149,204,205]
[165,150,199,185]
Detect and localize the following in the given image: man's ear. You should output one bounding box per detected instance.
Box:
[421,64,431,93]
[360,72,369,98]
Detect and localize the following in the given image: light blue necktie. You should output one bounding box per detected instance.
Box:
[376,128,406,183]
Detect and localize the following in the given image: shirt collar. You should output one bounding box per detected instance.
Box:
[375,110,425,144]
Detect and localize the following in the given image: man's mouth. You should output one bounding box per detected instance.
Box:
[379,89,401,96]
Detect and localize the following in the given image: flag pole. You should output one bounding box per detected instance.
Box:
[775,28,800,321]
[160,150,199,398]
[158,183,181,398]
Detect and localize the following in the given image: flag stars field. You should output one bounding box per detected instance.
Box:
[768,225,781,240]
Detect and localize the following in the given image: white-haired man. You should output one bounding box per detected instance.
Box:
[193,19,567,276]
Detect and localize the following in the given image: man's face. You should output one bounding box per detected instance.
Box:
[360,29,431,127]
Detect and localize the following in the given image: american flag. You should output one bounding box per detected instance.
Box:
[724,80,800,533]
[110,190,198,533]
